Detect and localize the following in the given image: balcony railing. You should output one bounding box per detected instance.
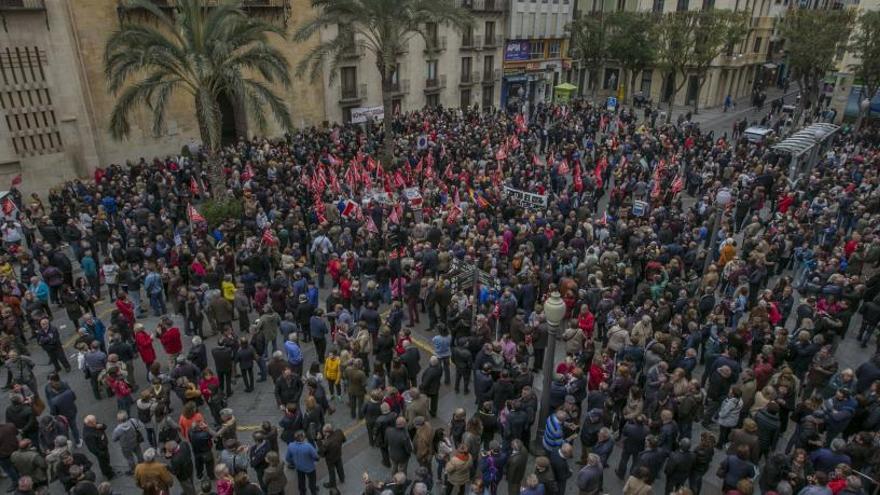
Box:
[461,71,481,85]
[340,43,365,59]
[424,36,448,53]
[482,68,500,83]
[117,0,290,26]
[0,0,46,9]
[459,0,508,12]
[482,35,503,48]
[389,79,410,94]
[425,75,447,91]
[340,83,367,102]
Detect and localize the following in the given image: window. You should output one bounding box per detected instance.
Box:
[341,67,358,98]
[339,24,355,50]
[461,88,472,108]
[426,60,438,83]
[753,36,762,53]
[652,0,664,11]
[483,55,494,80]
[342,106,354,123]
[677,0,688,9]
[0,46,63,156]
[603,68,619,90]
[540,14,548,36]
[641,70,653,94]
[462,26,474,47]
[485,21,495,45]
[530,13,537,37]
[426,93,439,107]
[426,22,439,47]
[461,57,473,82]
[391,63,401,89]
[482,85,494,110]
[530,40,545,59]
[549,40,561,58]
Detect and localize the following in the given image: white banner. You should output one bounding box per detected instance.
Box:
[351,106,384,124]
[503,185,548,209]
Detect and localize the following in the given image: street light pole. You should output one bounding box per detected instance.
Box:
[534,292,566,452]
[703,188,731,274]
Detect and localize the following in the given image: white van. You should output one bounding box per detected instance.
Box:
[744,126,774,144]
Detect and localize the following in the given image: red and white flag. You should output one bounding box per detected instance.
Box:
[671,175,684,195]
[341,199,358,218]
[261,227,278,246]
[365,215,379,234]
[2,198,16,216]
[558,159,570,176]
[446,204,462,225]
[187,204,206,223]
[388,202,403,224]
[189,177,200,195]
[240,163,255,182]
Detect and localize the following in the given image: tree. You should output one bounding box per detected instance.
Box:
[294,0,473,161]
[689,9,748,113]
[606,12,657,104]
[779,8,855,118]
[567,13,610,99]
[105,0,293,194]
[655,11,698,122]
[850,11,880,130]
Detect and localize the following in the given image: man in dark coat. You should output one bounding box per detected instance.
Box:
[615,415,649,479]
[419,356,443,417]
[399,342,421,388]
[548,443,574,495]
[385,417,413,476]
[505,439,529,495]
[166,440,195,495]
[630,435,667,483]
[82,415,114,480]
[317,423,346,488]
[211,341,235,396]
[664,438,695,494]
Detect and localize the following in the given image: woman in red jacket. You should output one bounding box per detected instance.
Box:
[156,316,183,360]
[134,323,157,372]
[578,304,595,340]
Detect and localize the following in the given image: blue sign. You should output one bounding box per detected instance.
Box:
[504,41,531,61]
[606,96,618,111]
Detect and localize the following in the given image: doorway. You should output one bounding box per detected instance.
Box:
[216,92,246,145]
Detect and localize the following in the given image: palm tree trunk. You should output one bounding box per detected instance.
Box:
[381,77,395,164]
[195,91,224,198]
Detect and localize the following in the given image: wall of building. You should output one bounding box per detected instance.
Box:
[321,7,505,125]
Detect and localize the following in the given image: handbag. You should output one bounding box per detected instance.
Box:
[130,419,145,444]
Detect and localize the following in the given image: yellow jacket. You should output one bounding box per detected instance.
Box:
[221,281,236,301]
[324,356,341,383]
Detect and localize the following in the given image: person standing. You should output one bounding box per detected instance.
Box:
[431,324,452,385]
[386,416,413,476]
[506,439,529,495]
[166,440,196,495]
[316,423,346,488]
[35,318,70,373]
[111,411,145,475]
[345,359,367,419]
[549,443,574,495]
[420,356,443,418]
[134,448,174,495]
[83,415,114,480]
[309,310,329,364]
[285,431,319,495]
[211,340,235,397]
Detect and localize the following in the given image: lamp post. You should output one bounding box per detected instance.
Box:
[703,188,732,274]
[534,291,567,451]
[856,97,871,133]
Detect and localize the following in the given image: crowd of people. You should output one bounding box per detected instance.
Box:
[0,96,878,495]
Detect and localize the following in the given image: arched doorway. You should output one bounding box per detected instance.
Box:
[216,92,246,145]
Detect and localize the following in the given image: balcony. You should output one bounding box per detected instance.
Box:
[461,37,483,51]
[482,35,503,49]
[388,79,410,95]
[460,0,508,13]
[424,36,447,54]
[0,0,46,9]
[424,75,447,93]
[460,71,481,86]
[116,0,291,26]
[340,83,367,103]
[340,43,366,59]
[482,68,501,84]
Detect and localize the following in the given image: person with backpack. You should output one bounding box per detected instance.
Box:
[111,410,146,475]
[479,441,505,495]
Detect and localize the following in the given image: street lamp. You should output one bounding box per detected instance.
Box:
[856,97,871,133]
[534,291,566,450]
[703,188,732,274]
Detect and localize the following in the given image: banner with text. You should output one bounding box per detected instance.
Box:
[351,106,384,124]
[503,185,548,209]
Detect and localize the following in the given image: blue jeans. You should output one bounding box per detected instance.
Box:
[256,355,267,381]
[0,456,19,484]
[129,290,144,315]
[149,291,166,316]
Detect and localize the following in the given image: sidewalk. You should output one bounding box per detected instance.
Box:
[688,87,796,129]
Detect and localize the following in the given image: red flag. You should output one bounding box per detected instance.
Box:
[453,187,461,206]
[510,135,521,150]
[240,163,255,182]
[558,160,569,176]
[261,227,278,246]
[532,154,540,166]
[388,203,402,224]
[651,180,662,199]
[444,162,454,180]
[187,204,206,223]
[9,174,21,188]
[495,145,508,162]
[671,175,684,195]
[515,113,527,134]
[393,170,406,189]
[341,200,358,218]
[414,158,424,177]
[366,156,378,172]
[190,177,200,195]
[365,215,379,234]
[573,164,583,193]
[328,154,343,167]
[2,198,15,216]
[446,204,462,224]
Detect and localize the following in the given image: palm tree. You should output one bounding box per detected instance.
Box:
[293,0,473,161]
[104,0,293,193]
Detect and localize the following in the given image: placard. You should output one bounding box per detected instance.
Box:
[503,185,548,209]
[351,106,384,124]
[632,200,647,217]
